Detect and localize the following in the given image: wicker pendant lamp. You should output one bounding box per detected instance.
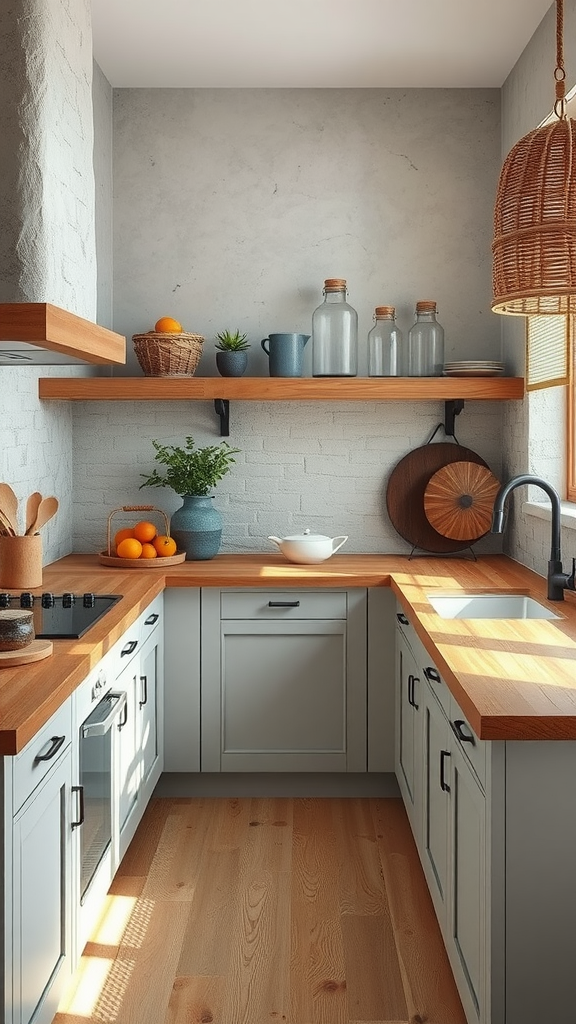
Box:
[492,0,576,315]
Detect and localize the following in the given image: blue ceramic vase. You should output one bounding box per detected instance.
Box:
[170,494,222,560]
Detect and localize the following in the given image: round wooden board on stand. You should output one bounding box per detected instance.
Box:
[423,461,501,541]
[0,639,53,667]
[385,442,490,553]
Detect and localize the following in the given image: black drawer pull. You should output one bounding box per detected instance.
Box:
[451,719,475,745]
[144,613,159,626]
[440,750,451,792]
[407,673,419,710]
[424,666,441,684]
[396,612,409,625]
[121,639,138,657]
[34,735,66,763]
[71,785,85,829]
[268,601,300,608]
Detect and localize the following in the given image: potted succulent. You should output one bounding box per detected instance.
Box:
[215,329,250,376]
[140,436,240,560]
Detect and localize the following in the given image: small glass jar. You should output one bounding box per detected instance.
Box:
[368,305,402,376]
[407,300,444,376]
[312,278,358,377]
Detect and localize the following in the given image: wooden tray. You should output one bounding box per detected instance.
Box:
[0,639,53,667]
[424,461,501,541]
[385,441,489,553]
[98,551,186,568]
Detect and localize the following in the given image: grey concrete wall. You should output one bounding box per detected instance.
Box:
[111,88,502,376]
[70,86,508,557]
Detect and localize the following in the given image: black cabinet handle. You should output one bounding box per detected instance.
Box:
[451,719,475,745]
[396,612,409,625]
[424,666,441,684]
[440,750,451,792]
[71,785,85,829]
[144,613,159,626]
[118,700,128,729]
[139,674,148,708]
[34,735,65,763]
[121,639,138,657]
[268,601,300,607]
[407,673,419,710]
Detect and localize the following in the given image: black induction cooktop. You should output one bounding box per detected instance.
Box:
[0,592,122,639]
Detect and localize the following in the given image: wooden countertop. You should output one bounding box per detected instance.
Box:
[2,552,576,752]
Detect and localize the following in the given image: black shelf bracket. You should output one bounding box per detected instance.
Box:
[214,398,230,436]
[444,398,464,437]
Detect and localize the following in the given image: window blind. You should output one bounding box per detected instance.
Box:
[526,315,571,390]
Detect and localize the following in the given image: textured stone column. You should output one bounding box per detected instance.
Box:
[0,0,96,318]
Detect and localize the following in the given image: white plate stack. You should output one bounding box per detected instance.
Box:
[443,360,505,377]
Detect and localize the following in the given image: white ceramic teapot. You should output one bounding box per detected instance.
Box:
[267,528,348,564]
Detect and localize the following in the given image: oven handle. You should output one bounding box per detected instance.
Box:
[81,691,127,738]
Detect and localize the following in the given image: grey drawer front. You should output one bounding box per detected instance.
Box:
[220,590,348,619]
[13,699,72,812]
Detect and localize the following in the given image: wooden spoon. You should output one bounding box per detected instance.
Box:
[28,495,59,534]
[0,483,19,535]
[25,492,42,536]
[0,508,16,536]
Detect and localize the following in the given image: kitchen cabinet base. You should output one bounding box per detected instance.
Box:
[153,771,401,798]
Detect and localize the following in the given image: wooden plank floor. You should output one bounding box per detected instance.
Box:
[53,797,466,1024]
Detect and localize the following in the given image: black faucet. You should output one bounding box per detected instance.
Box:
[491,474,576,600]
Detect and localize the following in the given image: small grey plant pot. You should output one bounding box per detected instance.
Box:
[216,351,249,377]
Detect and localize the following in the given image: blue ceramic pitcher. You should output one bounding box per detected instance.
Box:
[261,333,310,377]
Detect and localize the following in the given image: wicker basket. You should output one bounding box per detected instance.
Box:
[132,332,204,376]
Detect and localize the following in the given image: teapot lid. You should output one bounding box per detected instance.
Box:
[283,528,331,542]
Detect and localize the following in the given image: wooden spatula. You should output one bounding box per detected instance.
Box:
[25,492,42,536]
[0,483,19,535]
[27,495,59,534]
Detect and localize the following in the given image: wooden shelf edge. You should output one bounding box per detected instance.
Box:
[0,303,126,365]
[39,375,525,401]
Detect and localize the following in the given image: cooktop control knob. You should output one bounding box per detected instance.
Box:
[0,594,11,608]
[41,592,55,608]
[62,592,75,607]
[20,592,34,608]
[83,592,96,608]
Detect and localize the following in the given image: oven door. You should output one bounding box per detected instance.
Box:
[74,690,127,951]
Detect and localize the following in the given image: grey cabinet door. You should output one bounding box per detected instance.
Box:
[422,687,451,926]
[450,741,486,1024]
[395,625,422,836]
[12,749,72,1024]
[201,589,367,772]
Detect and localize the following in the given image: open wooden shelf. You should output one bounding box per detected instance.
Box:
[1,303,125,365]
[38,375,525,401]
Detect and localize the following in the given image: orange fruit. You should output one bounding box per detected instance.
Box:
[139,542,158,559]
[154,316,182,333]
[114,527,135,551]
[133,520,157,543]
[116,537,143,559]
[152,535,177,557]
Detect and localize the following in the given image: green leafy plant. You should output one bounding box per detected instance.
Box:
[140,436,241,496]
[215,329,250,352]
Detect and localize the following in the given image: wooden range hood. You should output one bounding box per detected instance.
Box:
[0,303,125,365]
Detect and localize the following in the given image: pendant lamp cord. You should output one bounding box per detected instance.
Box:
[555,0,567,119]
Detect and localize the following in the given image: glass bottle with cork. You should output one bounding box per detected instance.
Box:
[368,305,402,376]
[407,300,445,376]
[312,278,358,377]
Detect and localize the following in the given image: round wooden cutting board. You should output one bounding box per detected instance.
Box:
[385,442,490,553]
[0,639,53,667]
[423,461,501,541]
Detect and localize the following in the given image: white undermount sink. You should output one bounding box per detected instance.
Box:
[426,593,561,620]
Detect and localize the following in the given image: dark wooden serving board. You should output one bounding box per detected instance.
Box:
[385,442,490,553]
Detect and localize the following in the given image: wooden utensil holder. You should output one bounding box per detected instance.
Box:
[0,535,42,589]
